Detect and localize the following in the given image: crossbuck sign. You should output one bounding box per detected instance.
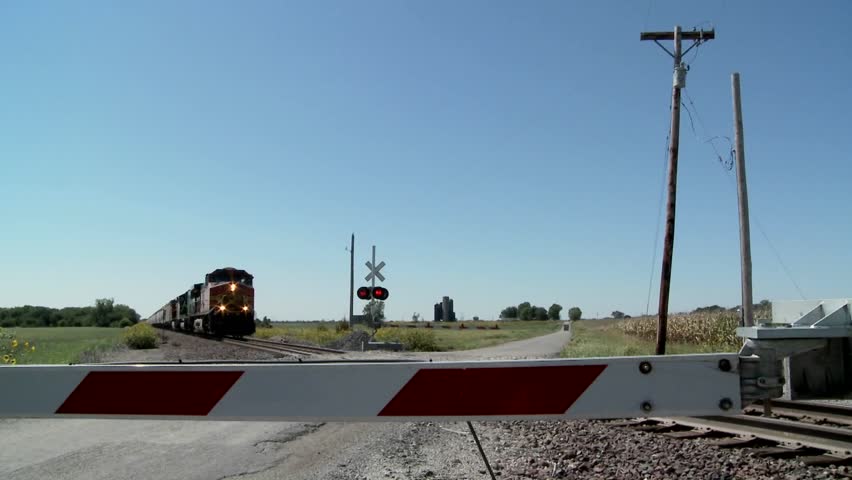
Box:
[365,260,385,283]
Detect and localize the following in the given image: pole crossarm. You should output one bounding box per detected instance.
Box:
[642,29,715,62]
[640,30,715,41]
[652,40,675,59]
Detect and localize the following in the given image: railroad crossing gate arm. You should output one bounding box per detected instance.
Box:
[0,354,743,421]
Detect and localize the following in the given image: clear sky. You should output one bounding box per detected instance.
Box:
[2,1,850,321]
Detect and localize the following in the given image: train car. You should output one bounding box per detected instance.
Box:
[147,267,255,337]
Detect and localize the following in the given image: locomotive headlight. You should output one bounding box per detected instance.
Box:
[218,305,227,312]
[229,283,236,292]
[242,306,249,311]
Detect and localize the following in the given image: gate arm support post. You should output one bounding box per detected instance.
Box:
[738,338,827,405]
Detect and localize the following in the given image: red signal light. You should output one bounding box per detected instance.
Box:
[356,286,371,300]
[372,287,389,301]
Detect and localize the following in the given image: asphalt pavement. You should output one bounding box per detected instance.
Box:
[1,419,317,480]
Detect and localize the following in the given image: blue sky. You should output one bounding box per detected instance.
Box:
[1,1,850,321]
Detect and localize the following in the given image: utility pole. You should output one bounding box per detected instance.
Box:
[349,233,355,326]
[732,73,754,328]
[641,26,714,355]
[370,245,376,326]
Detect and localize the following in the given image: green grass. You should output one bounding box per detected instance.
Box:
[254,320,560,351]
[381,320,560,351]
[561,319,737,358]
[6,327,124,364]
[253,321,353,345]
[374,328,439,351]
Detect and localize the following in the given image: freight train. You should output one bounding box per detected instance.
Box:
[147,267,256,337]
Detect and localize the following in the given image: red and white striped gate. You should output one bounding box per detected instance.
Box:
[0,355,740,421]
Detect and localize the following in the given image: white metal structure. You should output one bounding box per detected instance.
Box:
[738,299,852,399]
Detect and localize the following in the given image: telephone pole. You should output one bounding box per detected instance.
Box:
[641,26,714,354]
[732,73,754,328]
[349,233,355,325]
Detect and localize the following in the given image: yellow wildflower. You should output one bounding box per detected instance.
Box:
[11,358,16,365]
[24,341,28,347]
[32,346,36,352]
[2,354,9,363]
[11,339,18,348]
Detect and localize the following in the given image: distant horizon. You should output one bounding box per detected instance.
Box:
[0,298,769,323]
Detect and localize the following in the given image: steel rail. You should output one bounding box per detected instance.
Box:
[220,338,303,356]
[753,400,852,427]
[222,337,343,356]
[240,337,344,354]
[661,415,852,456]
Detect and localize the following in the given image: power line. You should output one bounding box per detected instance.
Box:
[683,26,709,66]
[681,90,734,171]
[715,168,807,301]
[753,216,807,300]
[680,89,808,301]
[645,119,670,316]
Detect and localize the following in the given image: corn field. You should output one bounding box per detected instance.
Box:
[617,309,770,349]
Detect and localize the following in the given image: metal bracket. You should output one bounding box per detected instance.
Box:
[652,39,675,59]
[738,338,827,405]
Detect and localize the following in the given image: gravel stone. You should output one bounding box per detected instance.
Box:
[470,420,847,479]
[99,330,288,363]
[327,330,372,351]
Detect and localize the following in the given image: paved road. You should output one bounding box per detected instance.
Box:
[328,322,571,362]
[441,325,571,359]
[0,419,317,480]
[1,324,573,480]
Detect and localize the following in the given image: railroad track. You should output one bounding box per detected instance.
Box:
[222,336,344,356]
[612,400,852,470]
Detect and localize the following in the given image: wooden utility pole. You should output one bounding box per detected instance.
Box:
[349,233,355,325]
[732,73,754,327]
[641,26,715,354]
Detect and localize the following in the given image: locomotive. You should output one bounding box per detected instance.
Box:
[147,267,256,337]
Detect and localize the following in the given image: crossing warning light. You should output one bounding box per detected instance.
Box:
[372,287,389,301]
[356,286,389,300]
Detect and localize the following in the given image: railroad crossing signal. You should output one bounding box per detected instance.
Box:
[358,245,389,301]
[356,285,389,300]
[372,286,389,301]
[365,260,385,282]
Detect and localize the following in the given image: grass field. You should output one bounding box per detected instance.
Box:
[255,320,561,351]
[418,320,560,351]
[561,319,738,358]
[253,321,353,345]
[6,327,123,364]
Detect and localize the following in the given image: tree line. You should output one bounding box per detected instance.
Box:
[609,300,772,319]
[0,299,141,328]
[693,300,771,315]
[499,302,581,321]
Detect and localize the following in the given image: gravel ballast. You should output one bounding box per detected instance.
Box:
[227,419,850,480]
[98,330,287,363]
[477,420,848,479]
[328,330,372,351]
